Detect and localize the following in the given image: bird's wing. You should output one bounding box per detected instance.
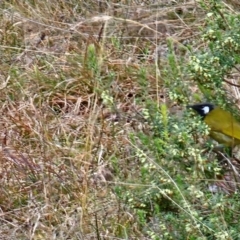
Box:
[205,108,240,141]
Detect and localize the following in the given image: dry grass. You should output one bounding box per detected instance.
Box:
[1,0,239,239]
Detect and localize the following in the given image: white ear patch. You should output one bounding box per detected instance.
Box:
[202,106,210,114]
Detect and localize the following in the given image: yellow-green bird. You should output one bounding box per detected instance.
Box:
[188,103,240,147]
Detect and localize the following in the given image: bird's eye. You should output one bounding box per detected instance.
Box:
[202,106,210,114]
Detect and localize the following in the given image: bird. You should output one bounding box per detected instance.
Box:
[187,103,240,147]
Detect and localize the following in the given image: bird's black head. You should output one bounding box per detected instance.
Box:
[187,103,215,118]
